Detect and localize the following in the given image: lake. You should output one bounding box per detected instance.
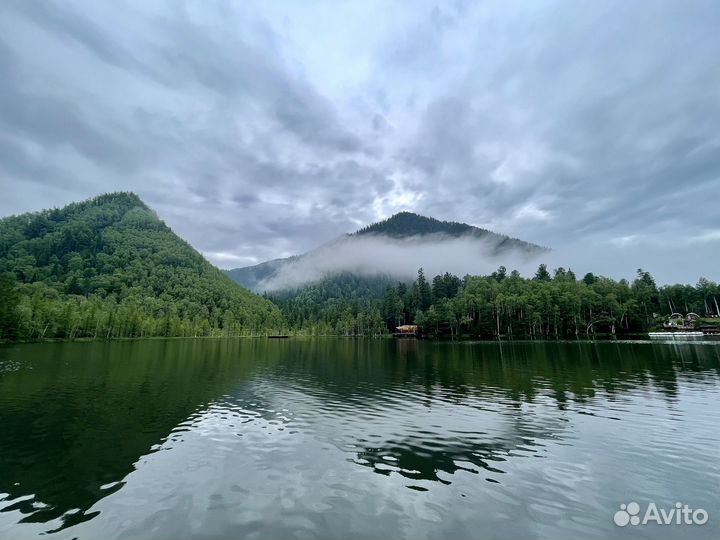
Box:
[0,338,718,539]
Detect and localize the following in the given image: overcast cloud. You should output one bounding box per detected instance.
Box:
[1,0,719,282]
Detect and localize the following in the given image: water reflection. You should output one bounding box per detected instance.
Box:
[0,338,718,538]
[0,340,258,531]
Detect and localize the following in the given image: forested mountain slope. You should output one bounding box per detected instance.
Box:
[225,255,299,294]
[355,212,547,254]
[267,273,396,334]
[0,193,283,340]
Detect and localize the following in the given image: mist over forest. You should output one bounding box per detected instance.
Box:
[256,233,715,292]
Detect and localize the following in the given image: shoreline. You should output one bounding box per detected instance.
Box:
[4,333,719,346]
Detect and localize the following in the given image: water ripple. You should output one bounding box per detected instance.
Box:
[0,339,718,538]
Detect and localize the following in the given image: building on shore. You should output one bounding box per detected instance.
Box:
[395,324,419,336]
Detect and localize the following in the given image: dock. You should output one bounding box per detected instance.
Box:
[648,331,703,338]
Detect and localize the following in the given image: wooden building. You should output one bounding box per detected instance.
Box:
[395,324,419,334]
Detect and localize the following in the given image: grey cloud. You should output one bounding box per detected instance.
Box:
[146,7,365,153]
[0,0,376,264]
[0,89,133,172]
[3,1,150,76]
[1,0,719,282]
[387,1,720,255]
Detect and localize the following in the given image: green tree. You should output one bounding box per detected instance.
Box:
[382,286,404,329]
[632,268,660,322]
[414,268,432,311]
[491,266,507,282]
[0,272,20,340]
[534,264,551,281]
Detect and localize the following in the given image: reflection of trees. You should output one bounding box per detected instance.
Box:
[0,339,261,532]
[261,338,720,485]
[1,337,718,530]
[261,338,720,406]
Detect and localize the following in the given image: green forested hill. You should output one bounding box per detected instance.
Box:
[355,212,548,254]
[225,255,300,293]
[268,273,395,335]
[355,212,479,237]
[0,193,283,340]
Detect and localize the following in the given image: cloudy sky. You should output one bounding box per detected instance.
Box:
[1,0,719,275]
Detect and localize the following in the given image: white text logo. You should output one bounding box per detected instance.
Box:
[614,502,708,527]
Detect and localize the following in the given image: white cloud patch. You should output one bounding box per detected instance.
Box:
[513,202,553,224]
[691,230,720,244]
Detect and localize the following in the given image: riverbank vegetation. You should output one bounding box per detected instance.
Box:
[271,266,720,338]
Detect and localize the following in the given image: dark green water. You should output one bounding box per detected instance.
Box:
[0,338,718,539]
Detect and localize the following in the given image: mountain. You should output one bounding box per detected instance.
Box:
[225,212,548,292]
[268,272,395,333]
[225,255,300,294]
[0,192,282,340]
[355,212,543,251]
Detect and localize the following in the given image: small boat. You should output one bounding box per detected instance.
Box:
[648,331,703,338]
[267,335,290,339]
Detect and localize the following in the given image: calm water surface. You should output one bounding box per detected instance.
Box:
[0,338,718,539]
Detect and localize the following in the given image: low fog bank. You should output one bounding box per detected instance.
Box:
[256,233,719,292]
[258,234,529,290]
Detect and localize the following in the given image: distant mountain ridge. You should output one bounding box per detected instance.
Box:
[225,212,548,292]
[355,212,545,252]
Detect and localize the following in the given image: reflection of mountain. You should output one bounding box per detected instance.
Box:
[354,438,516,485]
[222,339,720,486]
[0,339,263,532]
[350,405,564,485]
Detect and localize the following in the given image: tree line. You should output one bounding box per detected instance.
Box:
[273,265,720,338]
